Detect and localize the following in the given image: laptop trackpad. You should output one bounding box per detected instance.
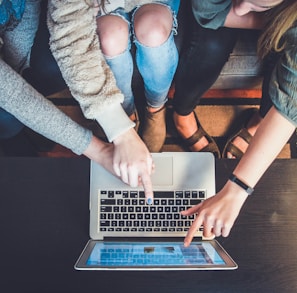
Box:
[151,156,173,186]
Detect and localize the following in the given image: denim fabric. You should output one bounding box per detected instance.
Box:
[101,0,180,115]
[106,48,135,115]
[134,31,178,108]
[173,13,238,115]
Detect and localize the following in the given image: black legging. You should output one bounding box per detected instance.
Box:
[23,0,66,96]
[173,7,278,120]
[173,10,238,116]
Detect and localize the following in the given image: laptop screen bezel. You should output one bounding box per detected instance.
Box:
[74,239,237,270]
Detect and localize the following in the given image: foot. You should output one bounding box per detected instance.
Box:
[225,110,262,159]
[141,105,166,152]
[173,112,209,152]
[173,111,221,158]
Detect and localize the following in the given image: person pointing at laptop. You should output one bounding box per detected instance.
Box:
[180,0,297,245]
[0,0,154,204]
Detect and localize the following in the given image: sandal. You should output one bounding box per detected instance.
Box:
[222,108,258,159]
[182,112,221,158]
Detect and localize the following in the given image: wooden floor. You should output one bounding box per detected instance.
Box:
[35,87,296,159]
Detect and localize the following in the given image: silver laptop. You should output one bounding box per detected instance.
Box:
[75,152,237,270]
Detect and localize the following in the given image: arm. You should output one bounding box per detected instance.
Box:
[47,0,133,142]
[47,0,154,201]
[0,58,91,155]
[83,135,116,176]
[183,107,295,245]
[0,58,129,183]
[183,27,297,245]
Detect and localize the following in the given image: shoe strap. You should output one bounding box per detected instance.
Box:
[237,128,253,144]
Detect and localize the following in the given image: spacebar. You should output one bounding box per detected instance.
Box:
[153,191,175,198]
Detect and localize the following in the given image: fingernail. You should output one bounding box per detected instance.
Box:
[147,197,153,205]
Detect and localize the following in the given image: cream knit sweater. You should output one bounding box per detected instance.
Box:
[47,0,135,142]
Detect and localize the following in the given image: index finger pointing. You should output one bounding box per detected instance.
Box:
[184,214,204,247]
[140,171,154,205]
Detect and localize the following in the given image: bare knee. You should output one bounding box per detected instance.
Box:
[96,15,129,56]
[134,4,173,47]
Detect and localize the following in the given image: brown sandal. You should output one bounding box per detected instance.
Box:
[222,128,252,159]
[222,108,258,159]
[182,112,221,158]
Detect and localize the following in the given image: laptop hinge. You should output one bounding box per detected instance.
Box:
[103,236,203,242]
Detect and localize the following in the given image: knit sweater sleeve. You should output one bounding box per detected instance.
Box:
[0,59,92,155]
[47,0,134,142]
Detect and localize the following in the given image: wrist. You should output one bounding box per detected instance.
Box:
[223,180,249,203]
[83,135,106,161]
[95,104,135,142]
[113,128,138,145]
[228,173,254,195]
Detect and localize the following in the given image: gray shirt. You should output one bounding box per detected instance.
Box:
[0,58,92,155]
[0,0,92,155]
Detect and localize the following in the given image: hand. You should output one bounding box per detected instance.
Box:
[112,128,154,203]
[83,135,117,176]
[181,182,248,246]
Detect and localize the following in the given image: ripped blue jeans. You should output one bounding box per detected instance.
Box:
[98,0,180,116]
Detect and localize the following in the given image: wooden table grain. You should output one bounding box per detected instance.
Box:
[0,157,297,293]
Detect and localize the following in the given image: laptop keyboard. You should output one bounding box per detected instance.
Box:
[99,190,206,234]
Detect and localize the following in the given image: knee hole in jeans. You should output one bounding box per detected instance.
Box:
[97,15,129,56]
[134,4,173,47]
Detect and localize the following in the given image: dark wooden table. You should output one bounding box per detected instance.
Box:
[1,157,297,293]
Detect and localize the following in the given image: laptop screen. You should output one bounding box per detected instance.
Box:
[87,241,224,266]
[75,240,237,270]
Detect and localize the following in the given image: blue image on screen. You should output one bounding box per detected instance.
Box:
[86,242,225,266]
